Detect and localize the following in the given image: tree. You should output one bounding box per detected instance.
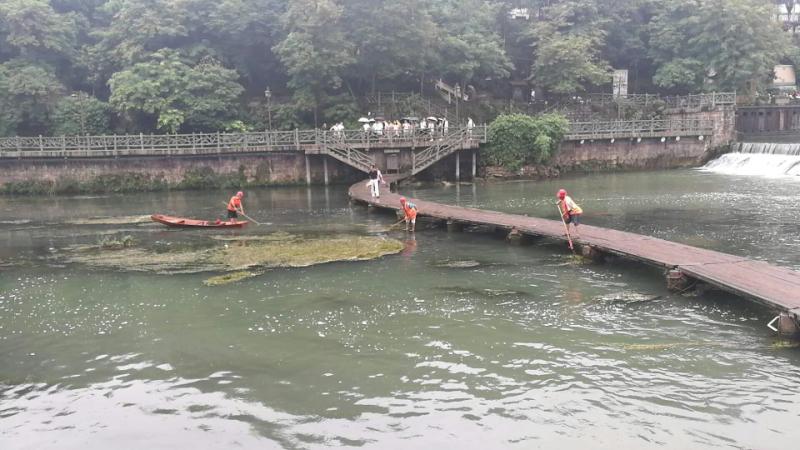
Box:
[530,34,611,95]
[108,50,244,133]
[526,0,612,95]
[274,0,354,126]
[430,0,513,87]
[342,0,437,93]
[0,0,78,60]
[91,0,188,68]
[649,0,789,92]
[52,92,111,135]
[485,113,568,169]
[0,58,64,136]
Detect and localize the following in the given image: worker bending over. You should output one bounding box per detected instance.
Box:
[227,191,245,220]
[399,197,418,232]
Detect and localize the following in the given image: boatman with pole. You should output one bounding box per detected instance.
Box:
[557,189,582,238]
[227,191,245,220]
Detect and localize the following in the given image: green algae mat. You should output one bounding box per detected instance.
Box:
[64,233,404,283]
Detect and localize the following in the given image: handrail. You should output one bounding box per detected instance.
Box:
[565,119,714,140]
[0,127,487,156]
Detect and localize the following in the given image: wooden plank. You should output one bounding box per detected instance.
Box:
[352,177,800,315]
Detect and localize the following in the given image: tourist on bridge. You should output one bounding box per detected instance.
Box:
[226,191,245,220]
[557,189,582,237]
[399,197,418,232]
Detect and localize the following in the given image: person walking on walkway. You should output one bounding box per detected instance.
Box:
[368,165,381,198]
[557,189,582,237]
[227,191,245,220]
[400,197,418,232]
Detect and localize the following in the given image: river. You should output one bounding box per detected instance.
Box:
[1,168,799,449]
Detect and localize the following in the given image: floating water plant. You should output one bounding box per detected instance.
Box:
[64,234,404,275]
[211,236,405,270]
[203,271,259,286]
[66,215,152,225]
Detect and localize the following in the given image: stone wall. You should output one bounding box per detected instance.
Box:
[0,152,362,194]
[554,137,710,172]
[554,106,735,172]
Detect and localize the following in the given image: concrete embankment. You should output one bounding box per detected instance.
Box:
[0,153,361,194]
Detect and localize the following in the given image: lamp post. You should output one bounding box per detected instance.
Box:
[264,87,272,131]
[71,92,88,135]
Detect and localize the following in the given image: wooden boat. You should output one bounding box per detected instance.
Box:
[151,214,248,228]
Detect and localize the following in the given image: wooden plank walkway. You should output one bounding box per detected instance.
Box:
[349,177,800,328]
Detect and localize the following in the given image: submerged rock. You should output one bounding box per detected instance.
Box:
[433,260,481,269]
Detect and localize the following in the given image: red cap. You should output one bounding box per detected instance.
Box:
[557,189,567,199]
[399,197,406,203]
[236,191,244,198]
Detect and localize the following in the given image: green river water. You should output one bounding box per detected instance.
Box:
[1,169,800,449]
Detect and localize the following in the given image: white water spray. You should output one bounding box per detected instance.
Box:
[701,143,800,177]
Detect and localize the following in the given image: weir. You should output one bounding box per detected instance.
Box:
[350,176,800,337]
[702,142,800,177]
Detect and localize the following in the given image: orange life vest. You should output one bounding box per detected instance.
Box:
[227,196,241,211]
[402,202,417,219]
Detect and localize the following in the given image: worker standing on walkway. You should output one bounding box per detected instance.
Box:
[227,191,245,220]
[557,189,582,237]
[399,197,418,232]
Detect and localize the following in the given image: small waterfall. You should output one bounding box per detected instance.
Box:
[701,142,800,177]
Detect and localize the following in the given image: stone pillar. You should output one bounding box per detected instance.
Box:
[305,155,311,186]
[580,244,605,263]
[774,312,800,336]
[455,151,460,181]
[472,150,477,178]
[666,269,690,292]
[447,220,463,232]
[323,156,329,186]
[506,228,534,245]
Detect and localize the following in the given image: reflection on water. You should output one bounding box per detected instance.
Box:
[2,172,800,449]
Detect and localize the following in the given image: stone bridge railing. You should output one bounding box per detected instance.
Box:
[0,127,488,159]
[566,119,715,141]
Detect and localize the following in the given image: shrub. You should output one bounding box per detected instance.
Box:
[485,113,568,170]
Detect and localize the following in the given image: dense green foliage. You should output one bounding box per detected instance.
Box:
[0,0,793,136]
[485,113,569,169]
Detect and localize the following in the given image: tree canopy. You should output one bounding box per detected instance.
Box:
[0,0,793,136]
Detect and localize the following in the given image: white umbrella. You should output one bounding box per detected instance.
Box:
[426,116,438,121]
[358,117,371,123]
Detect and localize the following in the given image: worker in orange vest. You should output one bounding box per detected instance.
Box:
[226,191,245,220]
[399,196,418,232]
[557,189,582,237]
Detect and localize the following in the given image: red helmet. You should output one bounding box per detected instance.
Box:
[236,191,244,198]
[557,189,567,199]
[399,197,407,203]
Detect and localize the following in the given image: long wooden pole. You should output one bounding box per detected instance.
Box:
[556,202,575,252]
[221,202,262,225]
